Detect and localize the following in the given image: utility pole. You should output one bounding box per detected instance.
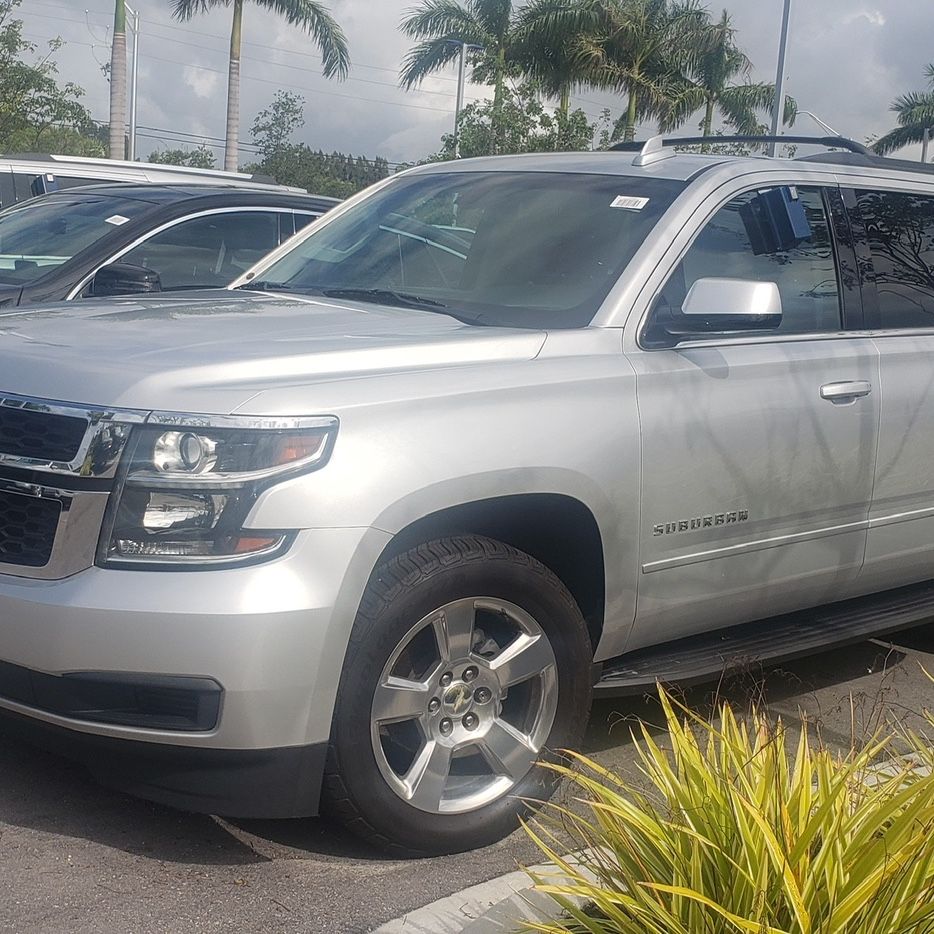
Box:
[768,0,792,157]
[126,4,140,161]
[923,127,931,164]
[453,41,467,158]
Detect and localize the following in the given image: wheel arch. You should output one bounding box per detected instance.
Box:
[372,493,607,651]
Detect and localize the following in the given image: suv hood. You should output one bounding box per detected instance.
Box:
[0,291,546,413]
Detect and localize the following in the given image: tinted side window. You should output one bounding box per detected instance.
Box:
[648,185,841,341]
[856,189,934,328]
[120,211,280,290]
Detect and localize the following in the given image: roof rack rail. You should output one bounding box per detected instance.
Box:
[608,134,872,155]
[796,150,934,175]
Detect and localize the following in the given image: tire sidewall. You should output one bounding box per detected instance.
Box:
[328,542,593,855]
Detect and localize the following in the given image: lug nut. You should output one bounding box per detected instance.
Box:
[439,718,453,736]
[474,686,492,704]
[427,697,441,714]
[439,671,453,687]
[463,666,478,682]
[463,713,479,730]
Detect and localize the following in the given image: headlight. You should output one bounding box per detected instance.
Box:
[98,416,337,568]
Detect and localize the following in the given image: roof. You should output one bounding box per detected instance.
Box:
[29,183,340,208]
[410,150,735,181]
[406,136,934,185]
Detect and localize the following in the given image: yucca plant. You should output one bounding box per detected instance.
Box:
[522,688,934,933]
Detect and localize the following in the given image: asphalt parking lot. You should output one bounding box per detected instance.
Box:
[1,624,933,934]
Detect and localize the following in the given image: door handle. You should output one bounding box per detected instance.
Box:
[820,380,872,404]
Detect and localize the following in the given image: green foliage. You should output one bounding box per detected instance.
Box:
[148,145,217,169]
[523,687,934,934]
[246,147,389,197]
[873,63,934,156]
[251,90,305,158]
[659,9,796,138]
[435,84,600,159]
[0,0,100,155]
[245,91,389,197]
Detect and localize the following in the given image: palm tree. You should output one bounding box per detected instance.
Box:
[512,0,595,117]
[172,0,349,173]
[873,64,934,156]
[571,0,708,143]
[108,0,127,159]
[659,10,796,141]
[399,0,524,148]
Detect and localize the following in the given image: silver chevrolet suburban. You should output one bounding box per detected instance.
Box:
[2,135,934,855]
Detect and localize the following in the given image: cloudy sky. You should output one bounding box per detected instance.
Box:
[22,0,932,165]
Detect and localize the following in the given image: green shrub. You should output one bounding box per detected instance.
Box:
[523,688,934,933]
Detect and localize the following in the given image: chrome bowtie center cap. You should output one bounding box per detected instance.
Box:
[442,682,473,716]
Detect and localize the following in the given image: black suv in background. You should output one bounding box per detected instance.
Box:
[0,185,339,308]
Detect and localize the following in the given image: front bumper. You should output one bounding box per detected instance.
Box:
[0,525,391,817]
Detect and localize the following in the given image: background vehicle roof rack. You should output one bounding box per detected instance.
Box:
[608,135,873,155]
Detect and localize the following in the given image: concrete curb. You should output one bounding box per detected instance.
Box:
[369,860,564,933]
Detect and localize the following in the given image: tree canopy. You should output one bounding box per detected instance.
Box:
[0,0,101,155]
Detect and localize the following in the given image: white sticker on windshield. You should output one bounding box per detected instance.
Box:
[104,214,130,226]
[611,195,649,210]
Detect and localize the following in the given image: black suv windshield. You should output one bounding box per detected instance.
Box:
[0,194,151,285]
[249,171,686,327]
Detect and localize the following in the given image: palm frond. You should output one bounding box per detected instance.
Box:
[400,0,483,41]
[256,0,349,78]
[171,0,226,21]
[873,123,932,155]
[399,36,468,88]
[657,83,705,132]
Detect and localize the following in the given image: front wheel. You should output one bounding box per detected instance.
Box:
[323,536,593,855]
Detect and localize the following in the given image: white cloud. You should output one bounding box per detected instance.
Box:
[843,10,887,26]
[183,65,220,100]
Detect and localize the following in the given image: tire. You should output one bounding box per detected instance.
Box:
[322,535,593,856]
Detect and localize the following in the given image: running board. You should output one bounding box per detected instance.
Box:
[595,580,934,696]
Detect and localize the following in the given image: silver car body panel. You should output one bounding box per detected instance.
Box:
[2,150,933,761]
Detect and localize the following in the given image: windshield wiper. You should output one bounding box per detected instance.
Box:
[322,287,447,309]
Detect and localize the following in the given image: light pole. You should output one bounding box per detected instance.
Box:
[126,3,140,161]
[923,128,931,164]
[768,0,792,156]
[454,42,467,158]
[447,41,483,158]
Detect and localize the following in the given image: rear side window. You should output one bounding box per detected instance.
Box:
[119,210,281,290]
[647,185,841,343]
[855,189,934,328]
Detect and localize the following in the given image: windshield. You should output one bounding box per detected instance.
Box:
[248,171,686,327]
[0,194,151,285]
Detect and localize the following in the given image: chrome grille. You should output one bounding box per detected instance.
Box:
[0,394,147,580]
[0,489,61,568]
[0,405,88,462]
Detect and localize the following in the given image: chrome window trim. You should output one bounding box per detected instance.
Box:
[65,206,303,301]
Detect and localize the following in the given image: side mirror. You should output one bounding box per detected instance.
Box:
[665,277,782,338]
[89,263,162,297]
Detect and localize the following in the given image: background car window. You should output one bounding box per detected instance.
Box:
[293,211,321,234]
[856,189,934,328]
[120,210,281,290]
[648,185,841,340]
[0,193,150,285]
